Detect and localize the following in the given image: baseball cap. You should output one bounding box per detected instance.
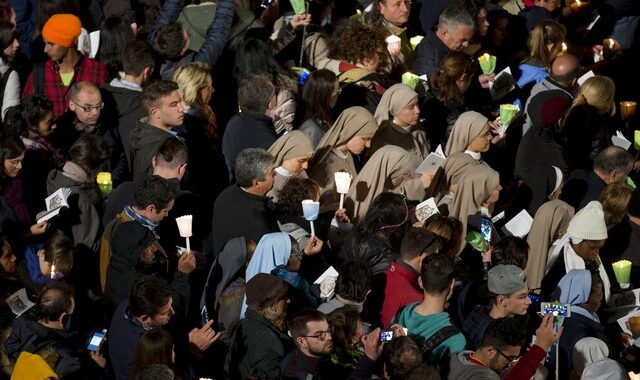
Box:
[478,264,527,298]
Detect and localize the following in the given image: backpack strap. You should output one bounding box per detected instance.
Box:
[421,325,462,358]
[0,68,12,109]
[33,63,45,97]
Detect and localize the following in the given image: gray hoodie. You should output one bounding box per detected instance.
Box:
[448,351,499,380]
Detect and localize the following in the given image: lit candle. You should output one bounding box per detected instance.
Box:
[96,172,112,195]
[621,101,638,121]
[50,263,56,279]
[562,42,567,52]
[603,38,619,60]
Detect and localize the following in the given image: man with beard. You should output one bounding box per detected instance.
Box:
[282,308,334,378]
[449,316,560,380]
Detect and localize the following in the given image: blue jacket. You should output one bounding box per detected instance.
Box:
[24,243,54,288]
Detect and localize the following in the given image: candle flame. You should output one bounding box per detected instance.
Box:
[608,39,615,49]
[562,42,567,52]
[575,0,581,5]
[51,263,56,279]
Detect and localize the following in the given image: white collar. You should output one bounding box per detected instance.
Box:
[333,148,349,159]
[275,166,292,177]
[464,150,481,160]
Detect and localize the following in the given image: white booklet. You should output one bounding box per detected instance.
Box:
[415,197,439,223]
[6,288,35,316]
[578,70,595,87]
[37,188,72,224]
[490,67,516,101]
[503,209,533,238]
[416,145,446,174]
[314,266,339,299]
[612,131,632,150]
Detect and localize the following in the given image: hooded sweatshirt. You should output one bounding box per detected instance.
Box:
[129,118,174,180]
[102,78,146,163]
[396,302,466,363]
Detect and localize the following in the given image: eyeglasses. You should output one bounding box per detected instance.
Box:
[496,347,520,367]
[72,99,104,112]
[302,326,334,341]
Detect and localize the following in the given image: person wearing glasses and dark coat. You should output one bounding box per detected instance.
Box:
[50,81,129,186]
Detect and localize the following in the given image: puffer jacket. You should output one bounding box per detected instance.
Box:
[5,314,83,378]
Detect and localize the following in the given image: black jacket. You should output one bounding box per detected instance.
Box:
[557,311,609,378]
[210,185,278,256]
[339,230,400,275]
[412,31,450,77]
[49,110,129,186]
[177,110,229,207]
[519,6,553,31]
[129,118,174,180]
[226,309,294,380]
[221,112,277,182]
[560,104,611,172]
[5,314,84,378]
[101,80,147,170]
[560,169,607,212]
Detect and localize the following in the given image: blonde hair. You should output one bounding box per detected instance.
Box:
[527,20,566,67]
[574,76,616,116]
[173,62,217,133]
[599,181,633,225]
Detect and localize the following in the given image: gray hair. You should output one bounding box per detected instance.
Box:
[235,148,275,187]
[438,6,476,31]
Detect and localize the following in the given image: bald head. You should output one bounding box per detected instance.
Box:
[69,81,103,126]
[550,54,579,87]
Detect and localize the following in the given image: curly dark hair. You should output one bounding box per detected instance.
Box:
[276,177,321,217]
[329,20,387,67]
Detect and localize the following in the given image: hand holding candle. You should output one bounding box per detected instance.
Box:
[175,215,193,253]
[302,199,320,236]
[478,53,497,75]
[603,38,620,60]
[334,171,352,209]
[386,35,401,57]
[97,172,112,196]
[613,260,632,289]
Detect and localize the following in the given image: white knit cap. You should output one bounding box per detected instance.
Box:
[567,201,608,240]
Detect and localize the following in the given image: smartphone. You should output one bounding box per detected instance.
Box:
[480,217,492,243]
[87,329,107,351]
[379,329,394,342]
[540,302,571,317]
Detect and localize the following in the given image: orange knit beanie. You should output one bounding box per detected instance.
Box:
[42,14,82,48]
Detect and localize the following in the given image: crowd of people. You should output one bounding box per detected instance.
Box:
[0,0,639,378]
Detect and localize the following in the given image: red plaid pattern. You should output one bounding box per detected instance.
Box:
[23,55,109,119]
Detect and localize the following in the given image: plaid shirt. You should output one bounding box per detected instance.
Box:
[23,55,109,119]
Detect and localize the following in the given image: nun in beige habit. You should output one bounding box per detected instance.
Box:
[449,165,500,252]
[346,146,430,222]
[267,131,314,202]
[525,199,575,291]
[369,84,428,167]
[439,111,494,210]
[308,106,378,203]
